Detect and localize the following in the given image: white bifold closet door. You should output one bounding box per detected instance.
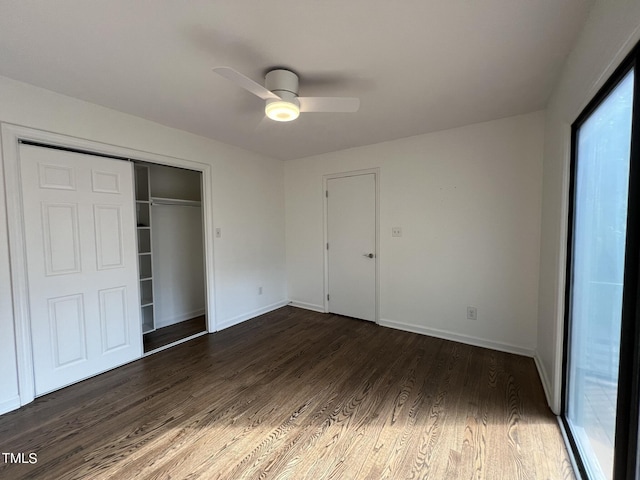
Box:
[20,144,141,396]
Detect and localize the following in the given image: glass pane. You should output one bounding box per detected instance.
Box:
[567,69,634,479]
[566,71,633,479]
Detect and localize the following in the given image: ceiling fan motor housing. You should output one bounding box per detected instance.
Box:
[265,69,299,104]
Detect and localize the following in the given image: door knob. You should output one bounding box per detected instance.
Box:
[363,253,375,258]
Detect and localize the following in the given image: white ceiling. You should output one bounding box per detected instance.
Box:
[0,1,592,160]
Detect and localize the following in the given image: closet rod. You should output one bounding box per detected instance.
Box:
[150,197,201,207]
[19,140,131,162]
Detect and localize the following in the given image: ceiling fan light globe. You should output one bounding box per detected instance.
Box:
[265,99,300,122]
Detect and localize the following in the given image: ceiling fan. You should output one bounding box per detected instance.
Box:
[212,67,360,122]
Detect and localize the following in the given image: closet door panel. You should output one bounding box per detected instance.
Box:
[94,205,124,270]
[41,202,81,275]
[48,293,87,367]
[99,286,129,352]
[20,144,142,396]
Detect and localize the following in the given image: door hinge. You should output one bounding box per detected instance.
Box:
[327,294,330,301]
[326,190,328,198]
[326,242,329,250]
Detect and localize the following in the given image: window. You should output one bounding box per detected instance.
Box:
[563,46,640,480]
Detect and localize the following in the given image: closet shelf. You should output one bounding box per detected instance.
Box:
[136,163,155,337]
[151,197,201,207]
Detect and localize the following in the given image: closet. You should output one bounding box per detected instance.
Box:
[7,131,212,403]
[134,162,206,352]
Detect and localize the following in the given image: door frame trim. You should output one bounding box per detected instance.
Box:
[1,123,217,407]
[322,168,380,323]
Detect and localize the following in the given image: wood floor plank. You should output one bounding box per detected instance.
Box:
[0,307,574,479]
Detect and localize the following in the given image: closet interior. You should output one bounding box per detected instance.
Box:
[134,162,207,353]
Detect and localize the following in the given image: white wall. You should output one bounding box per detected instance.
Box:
[537,2,640,413]
[0,75,286,413]
[149,164,201,201]
[286,112,544,355]
[152,204,206,328]
[149,164,206,328]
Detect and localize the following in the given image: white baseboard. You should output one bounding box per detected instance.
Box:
[0,395,21,415]
[534,352,559,414]
[288,300,325,313]
[155,308,206,329]
[216,300,289,331]
[378,318,535,357]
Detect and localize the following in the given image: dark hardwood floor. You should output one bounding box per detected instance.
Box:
[143,315,207,352]
[0,307,574,479]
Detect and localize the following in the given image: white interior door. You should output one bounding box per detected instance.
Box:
[20,144,141,395]
[327,173,376,321]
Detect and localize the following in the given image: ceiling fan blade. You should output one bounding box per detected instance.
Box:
[212,66,280,100]
[298,97,360,113]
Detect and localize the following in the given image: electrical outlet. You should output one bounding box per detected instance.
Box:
[392,227,402,237]
[215,228,221,238]
[467,306,477,320]
[258,286,263,295]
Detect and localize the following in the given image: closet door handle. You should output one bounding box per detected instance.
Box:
[363,253,374,258]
